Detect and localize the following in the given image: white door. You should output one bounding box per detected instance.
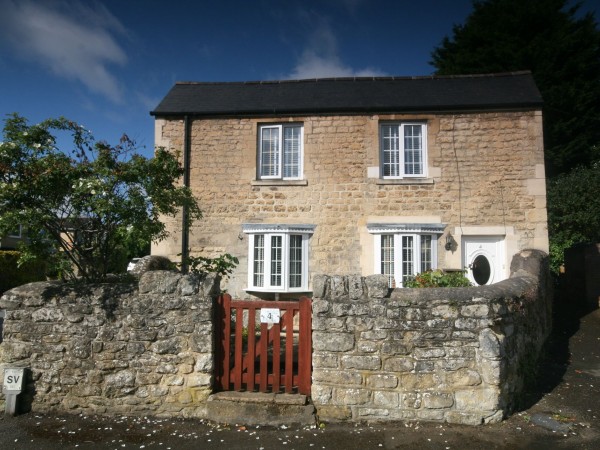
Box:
[462,236,505,286]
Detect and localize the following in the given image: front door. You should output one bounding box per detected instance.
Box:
[462,236,505,286]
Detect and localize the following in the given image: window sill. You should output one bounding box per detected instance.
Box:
[251,179,308,186]
[244,289,313,300]
[376,178,434,185]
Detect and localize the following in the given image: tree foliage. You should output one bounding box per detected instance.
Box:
[546,161,600,273]
[0,113,202,281]
[431,0,600,177]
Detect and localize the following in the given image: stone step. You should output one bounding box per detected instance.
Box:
[206,391,316,427]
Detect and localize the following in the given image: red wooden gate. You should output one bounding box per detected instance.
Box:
[215,294,312,395]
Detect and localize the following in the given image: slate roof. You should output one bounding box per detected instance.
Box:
[151,71,542,117]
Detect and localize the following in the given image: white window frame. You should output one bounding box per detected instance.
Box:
[368,223,445,287]
[243,224,314,292]
[258,124,304,180]
[380,122,427,179]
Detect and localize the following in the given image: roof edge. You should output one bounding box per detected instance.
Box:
[169,71,534,87]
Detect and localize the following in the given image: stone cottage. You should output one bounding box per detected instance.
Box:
[150,71,548,298]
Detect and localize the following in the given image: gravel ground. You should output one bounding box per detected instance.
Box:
[1,297,599,450]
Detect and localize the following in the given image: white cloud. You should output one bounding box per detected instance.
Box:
[0,0,127,103]
[286,18,386,80]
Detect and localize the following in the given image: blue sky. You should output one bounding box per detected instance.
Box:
[1,0,599,158]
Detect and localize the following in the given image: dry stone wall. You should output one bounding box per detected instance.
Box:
[311,250,552,425]
[0,271,219,418]
[0,250,551,426]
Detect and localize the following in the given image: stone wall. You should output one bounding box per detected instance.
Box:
[0,271,219,418]
[310,250,552,425]
[0,250,551,425]
[152,111,548,299]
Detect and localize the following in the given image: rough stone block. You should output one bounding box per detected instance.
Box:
[461,304,490,318]
[365,275,389,298]
[348,275,365,300]
[445,368,482,387]
[445,411,484,425]
[313,332,355,352]
[422,392,454,409]
[383,357,415,373]
[341,355,381,370]
[454,388,500,411]
[315,405,352,421]
[414,347,446,359]
[311,385,333,404]
[311,274,328,299]
[333,387,370,405]
[479,328,504,360]
[402,392,422,409]
[313,369,362,385]
[367,374,398,389]
[373,390,399,408]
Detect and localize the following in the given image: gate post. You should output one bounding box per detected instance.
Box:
[214,294,231,391]
[298,296,312,395]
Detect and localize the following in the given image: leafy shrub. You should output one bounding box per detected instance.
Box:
[404,269,472,288]
[0,250,47,294]
[181,252,239,277]
[547,161,600,274]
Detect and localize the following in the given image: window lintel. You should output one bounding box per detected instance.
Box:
[242,223,316,234]
[367,223,446,234]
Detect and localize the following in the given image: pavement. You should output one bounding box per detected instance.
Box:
[1,295,599,449]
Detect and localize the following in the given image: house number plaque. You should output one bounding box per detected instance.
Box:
[260,308,280,324]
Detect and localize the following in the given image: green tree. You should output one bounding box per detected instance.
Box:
[431,0,600,177]
[0,113,202,281]
[546,161,600,273]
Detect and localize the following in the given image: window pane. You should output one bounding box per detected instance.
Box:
[260,127,280,177]
[289,234,302,288]
[381,125,400,177]
[283,126,301,179]
[270,235,282,286]
[253,235,265,287]
[404,125,423,175]
[421,235,432,272]
[381,234,395,288]
[402,235,414,284]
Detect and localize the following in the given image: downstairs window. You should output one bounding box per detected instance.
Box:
[369,223,445,287]
[243,224,315,292]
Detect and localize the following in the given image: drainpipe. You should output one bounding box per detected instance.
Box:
[181,115,191,273]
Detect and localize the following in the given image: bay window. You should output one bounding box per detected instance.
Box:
[243,224,314,292]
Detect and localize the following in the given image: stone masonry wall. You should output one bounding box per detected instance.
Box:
[152,111,548,299]
[0,271,219,418]
[0,251,550,425]
[311,250,552,425]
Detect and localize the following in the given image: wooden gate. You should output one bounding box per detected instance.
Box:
[215,294,312,395]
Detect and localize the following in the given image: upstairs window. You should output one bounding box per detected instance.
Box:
[259,124,303,180]
[369,223,444,287]
[243,224,314,292]
[380,123,427,178]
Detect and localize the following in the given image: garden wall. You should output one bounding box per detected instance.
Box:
[0,271,220,418]
[0,250,551,425]
[311,249,552,425]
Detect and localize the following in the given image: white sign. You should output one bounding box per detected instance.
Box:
[260,308,280,324]
[3,368,25,392]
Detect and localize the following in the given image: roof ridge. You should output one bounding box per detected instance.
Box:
[174,71,533,86]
